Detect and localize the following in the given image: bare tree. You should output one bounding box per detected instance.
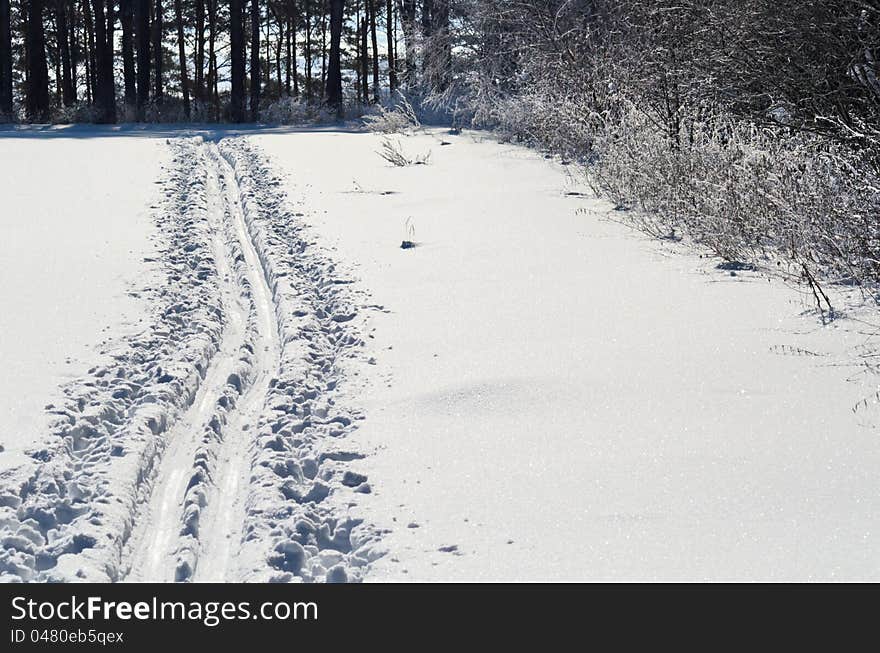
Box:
[153,0,163,104]
[173,0,190,118]
[325,0,343,113]
[90,0,116,123]
[26,0,51,121]
[250,0,260,118]
[56,0,76,107]
[385,0,396,91]
[0,0,14,118]
[230,0,246,121]
[135,0,150,118]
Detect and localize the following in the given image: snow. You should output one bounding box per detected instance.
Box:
[255,128,880,581]
[0,132,163,481]
[1,125,878,582]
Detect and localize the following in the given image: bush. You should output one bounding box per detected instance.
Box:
[362,92,421,134]
[427,0,880,297]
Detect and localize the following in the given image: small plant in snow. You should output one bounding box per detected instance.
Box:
[377,137,432,167]
[401,217,417,249]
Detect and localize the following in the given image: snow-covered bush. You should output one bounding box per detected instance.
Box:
[362,92,421,134]
[260,97,336,125]
[430,0,880,294]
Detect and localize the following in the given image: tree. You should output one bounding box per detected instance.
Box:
[385,0,396,91]
[304,0,312,99]
[56,0,76,107]
[25,0,51,121]
[325,0,343,113]
[368,0,378,103]
[120,0,137,109]
[68,0,80,104]
[359,4,367,103]
[207,0,219,118]
[153,0,164,104]
[250,0,260,119]
[291,0,299,96]
[173,0,190,118]
[431,0,450,91]
[194,0,205,103]
[421,0,449,91]
[399,0,416,85]
[91,0,116,123]
[230,0,246,121]
[82,0,96,104]
[0,0,12,118]
[135,0,151,118]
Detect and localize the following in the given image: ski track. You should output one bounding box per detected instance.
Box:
[0,136,383,583]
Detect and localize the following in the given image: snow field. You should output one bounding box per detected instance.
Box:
[2,126,878,583]
[256,128,880,581]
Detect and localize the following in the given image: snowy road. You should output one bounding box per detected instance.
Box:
[1,127,878,583]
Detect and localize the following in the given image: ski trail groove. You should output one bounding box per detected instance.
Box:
[123,140,281,582]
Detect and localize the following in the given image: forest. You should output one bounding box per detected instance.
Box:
[0,0,404,122]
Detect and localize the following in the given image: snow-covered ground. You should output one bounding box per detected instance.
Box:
[256,129,880,581]
[1,125,878,582]
[0,133,163,485]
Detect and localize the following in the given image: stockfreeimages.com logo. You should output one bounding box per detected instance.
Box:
[10,595,318,628]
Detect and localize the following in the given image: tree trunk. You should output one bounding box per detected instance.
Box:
[319,1,326,96]
[91,0,116,123]
[250,0,260,119]
[53,21,62,103]
[421,0,431,35]
[304,0,312,100]
[399,0,415,85]
[82,0,96,105]
[26,0,52,121]
[421,0,432,81]
[0,0,13,117]
[264,9,270,86]
[207,0,218,119]
[432,0,449,91]
[195,0,204,102]
[230,0,245,121]
[173,0,189,118]
[354,0,361,101]
[135,0,150,117]
[360,15,368,104]
[272,6,282,96]
[120,0,136,108]
[385,0,395,92]
[325,0,343,114]
[153,0,163,104]
[56,1,75,106]
[69,0,79,103]
[290,5,298,96]
[284,4,291,96]
[368,0,378,103]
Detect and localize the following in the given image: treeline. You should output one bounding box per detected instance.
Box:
[0,0,453,122]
